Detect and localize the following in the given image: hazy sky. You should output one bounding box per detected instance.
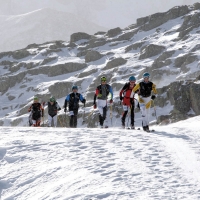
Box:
[0,0,198,28]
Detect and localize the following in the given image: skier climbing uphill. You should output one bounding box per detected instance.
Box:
[131,72,157,132]
[119,76,137,129]
[28,96,44,127]
[47,96,61,127]
[64,86,86,128]
[93,76,113,128]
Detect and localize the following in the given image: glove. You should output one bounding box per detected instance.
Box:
[93,103,97,109]
[82,99,86,104]
[110,99,113,104]
[151,95,156,100]
[64,108,67,113]
[120,96,123,101]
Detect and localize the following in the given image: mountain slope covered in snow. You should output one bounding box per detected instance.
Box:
[0,8,107,53]
[1,3,200,127]
[0,0,199,52]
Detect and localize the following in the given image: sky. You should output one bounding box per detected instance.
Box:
[0,0,198,28]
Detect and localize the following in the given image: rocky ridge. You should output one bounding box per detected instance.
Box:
[1,3,200,127]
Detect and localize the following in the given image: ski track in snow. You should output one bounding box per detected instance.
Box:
[0,126,200,200]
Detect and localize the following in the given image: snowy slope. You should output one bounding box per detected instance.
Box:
[1,116,200,199]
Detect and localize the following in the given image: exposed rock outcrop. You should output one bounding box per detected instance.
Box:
[85,51,103,63]
[70,32,91,43]
[139,44,165,60]
[106,27,122,37]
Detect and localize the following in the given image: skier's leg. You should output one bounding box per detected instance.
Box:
[145,100,152,131]
[122,105,128,126]
[73,110,78,128]
[130,105,135,129]
[69,110,74,128]
[32,119,36,127]
[53,115,58,127]
[48,115,53,127]
[102,105,108,127]
[97,99,106,127]
[140,103,147,130]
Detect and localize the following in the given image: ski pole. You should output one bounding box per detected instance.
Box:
[126,107,130,128]
[152,100,158,124]
[110,104,113,126]
[58,115,63,127]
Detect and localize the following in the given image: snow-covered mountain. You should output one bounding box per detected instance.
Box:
[0,0,199,52]
[1,116,200,199]
[0,8,107,53]
[1,3,200,127]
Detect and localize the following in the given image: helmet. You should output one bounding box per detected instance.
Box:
[143,72,150,78]
[129,76,136,81]
[72,85,78,90]
[101,76,107,82]
[33,96,38,101]
[50,96,55,102]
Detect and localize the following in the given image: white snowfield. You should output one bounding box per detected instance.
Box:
[1,116,200,200]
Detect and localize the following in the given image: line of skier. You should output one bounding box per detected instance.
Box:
[28,72,157,132]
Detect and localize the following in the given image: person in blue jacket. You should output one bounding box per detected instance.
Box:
[64,85,86,128]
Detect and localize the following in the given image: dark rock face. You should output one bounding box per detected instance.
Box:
[70,32,91,43]
[106,27,122,37]
[156,81,200,123]
[137,5,190,31]
[85,51,103,63]
[139,44,165,60]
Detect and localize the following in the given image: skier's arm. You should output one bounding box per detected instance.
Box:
[130,83,140,98]
[152,83,157,94]
[79,94,86,104]
[64,95,70,109]
[40,105,44,117]
[56,103,61,111]
[94,88,99,104]
[28,105,32,112]
[151,83,158,100]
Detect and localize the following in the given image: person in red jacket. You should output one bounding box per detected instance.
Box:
[119,76,137,129]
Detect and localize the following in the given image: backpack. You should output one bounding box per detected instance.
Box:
[139,82,153,97]
[69,93,81,110]
[32,103,41,120]
[97,84,110,96]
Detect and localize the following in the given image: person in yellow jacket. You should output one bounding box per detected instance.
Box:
[130,72,157,132]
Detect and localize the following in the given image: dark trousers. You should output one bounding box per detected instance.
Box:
[69,109,78,128]
[121,107,134,126]
[99,106,107,126]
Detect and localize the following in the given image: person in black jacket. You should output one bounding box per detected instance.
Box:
[47,96,61,127]
[64,85,86,128]
[93,76,113,128]
[28,96,44,127]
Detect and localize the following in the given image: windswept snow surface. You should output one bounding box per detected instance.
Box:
[1,117,200,199]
